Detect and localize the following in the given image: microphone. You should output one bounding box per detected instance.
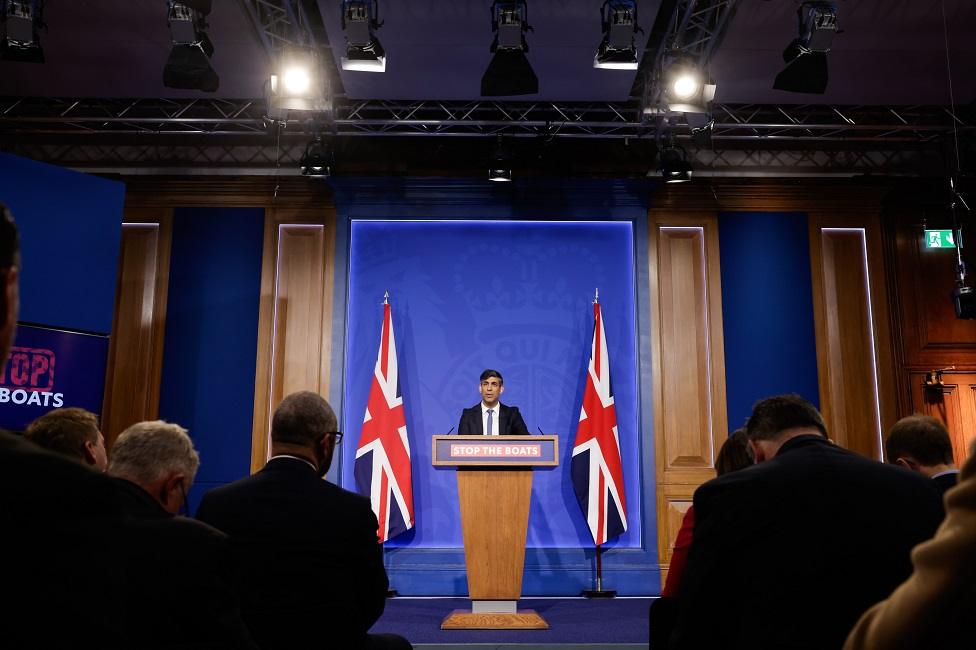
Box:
[537,426,545,436]
[446,426,455,435]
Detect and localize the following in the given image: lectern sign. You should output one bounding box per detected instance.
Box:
[432,435,558,466]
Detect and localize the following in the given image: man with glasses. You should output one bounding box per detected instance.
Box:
[109,420,256,648]
[197,391,412,650]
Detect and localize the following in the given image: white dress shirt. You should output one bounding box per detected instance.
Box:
[481,402,499,436]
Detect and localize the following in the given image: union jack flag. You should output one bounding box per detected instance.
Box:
[571,299,628,545]
[354,297,414,543]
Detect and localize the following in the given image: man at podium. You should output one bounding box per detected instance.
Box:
[457,369,529,435]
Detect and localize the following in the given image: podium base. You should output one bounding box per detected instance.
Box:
[441,609,549,630]
[582,588,617,598]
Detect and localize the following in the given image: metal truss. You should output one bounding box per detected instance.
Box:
[237,0,321,53]
[1,97,971,144]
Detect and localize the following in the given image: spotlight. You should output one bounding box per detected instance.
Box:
[340,0,385,72]
[594,0,642,71]
[1,0,44,63]
[268,47,330,113]
[655,143,692,183]
[662,56,715,114]
[773,2,838,94]
[163,1,219,92]
[300,136,334,178]
[487,136,513,182]
[481,0,538,97]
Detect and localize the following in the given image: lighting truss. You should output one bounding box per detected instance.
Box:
[0,98,971,144]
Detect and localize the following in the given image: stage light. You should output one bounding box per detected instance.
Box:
[300,136,334,178]
[268,48,330,113]
[481,0,538,97]
[163,1,219,92]
[774,1,838,94]
[662,56,714,114]
[1,0,44,63]
[340,0,386,72]
[655,143,692,183]
[594,0,641,70]
[488,136,513,182]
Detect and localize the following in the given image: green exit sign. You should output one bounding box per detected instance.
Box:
[925,230,957,249]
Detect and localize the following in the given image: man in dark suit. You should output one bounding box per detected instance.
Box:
[109,419,256,649]
[457,369,529,435]
[670,394,944,650]
[196,391,411,650]
[885,414,960,496]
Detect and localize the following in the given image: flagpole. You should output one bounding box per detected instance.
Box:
[582,544,617,598]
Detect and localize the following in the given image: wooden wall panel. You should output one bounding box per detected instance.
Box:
[250,209,336,471]
[649,214,727,577]
[909,372,976,465]
[810,217,897,459]
[101,210,172,451]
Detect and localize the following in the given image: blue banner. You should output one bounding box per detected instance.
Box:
[0,324,110,431]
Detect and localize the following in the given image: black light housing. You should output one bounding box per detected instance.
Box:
[773,1,837,94]
[163,1,219,92]
[594,0,641,70]
[340,0,385,72]
[488,136,513,182]
[656,144,692,183]
[481,1,538,96]
[300,136,334,178]
[1,0,44,63]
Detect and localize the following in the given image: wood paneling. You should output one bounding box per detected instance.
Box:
[909,372,976,465]
[457,469,533,600]
[250,208,337,472]
[101,210,172,450]
[809,216,897,459]
[649,212,727,577]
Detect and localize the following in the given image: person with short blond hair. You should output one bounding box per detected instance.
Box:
[25,407,107,471]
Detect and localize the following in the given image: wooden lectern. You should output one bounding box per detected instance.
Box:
[432,434,559,630]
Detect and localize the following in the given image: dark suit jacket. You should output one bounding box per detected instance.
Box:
[457,402,529,435]
[112,478,257,650]
[670,435,944,650]
[932,470,960,497]
[196,457,388,650]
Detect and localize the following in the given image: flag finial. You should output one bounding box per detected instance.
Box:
[593,288,599,304]
[383,291,389,305]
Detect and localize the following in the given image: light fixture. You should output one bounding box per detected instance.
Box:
[594,0,641,71]
[773,1,838,94]
[481,0,538,97]
[1,0,43,63]
[268,47,330,113]
[163,0,219,92]
[487,136,513,182]
[662,55,715,114]
[340,0,385,72]
[655,142,692,183]
[300,136,334,178]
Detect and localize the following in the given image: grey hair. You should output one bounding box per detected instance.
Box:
[109,420,200,488]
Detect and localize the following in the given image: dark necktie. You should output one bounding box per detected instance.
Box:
[486,409,494,436]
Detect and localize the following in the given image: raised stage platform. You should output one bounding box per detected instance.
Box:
[372,596,651,649]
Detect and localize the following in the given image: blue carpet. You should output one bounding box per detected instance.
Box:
[372,597,651,645]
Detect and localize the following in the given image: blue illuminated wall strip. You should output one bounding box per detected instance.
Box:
[158,207,265,515]
[329,177,659,596]
[718,212,820,432]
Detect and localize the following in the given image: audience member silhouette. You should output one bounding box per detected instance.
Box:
[650,428,753,649]
[844,443,976,650]
[24,407,108,470]
[197,391,412,650]
[885,414,960,496]
[109,421,257,649]
[669,394,944,650]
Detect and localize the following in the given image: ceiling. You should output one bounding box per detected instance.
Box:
[0,0,973,106]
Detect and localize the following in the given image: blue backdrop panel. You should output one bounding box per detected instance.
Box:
[158,207,264,515]
[342,220,641,551]
[718,212,820,431]
[0,152,124,334]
